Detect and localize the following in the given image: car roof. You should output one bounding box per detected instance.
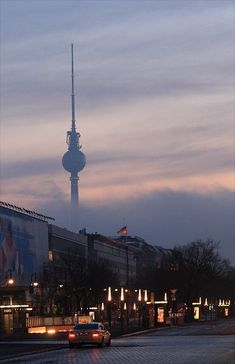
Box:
[78,322,101,325]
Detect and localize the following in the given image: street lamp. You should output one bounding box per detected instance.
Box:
[107,287,112,330]
[6,270,15,286]
[120,287,124,331]
[107,286,112,302]
[30,273,39,288]
[29,273,43,314]
[33,274,39,287]
[120,287,124,301]
[138,289,142,328]
[7,278,14,286]
[144,290,148,302]
[143,290,148,327]
[124,287,130,328]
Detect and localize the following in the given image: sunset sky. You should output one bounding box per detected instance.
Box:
[0,0,234,264]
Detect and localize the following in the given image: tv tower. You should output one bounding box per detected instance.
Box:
[62,44,86,230]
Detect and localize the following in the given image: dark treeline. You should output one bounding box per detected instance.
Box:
[42,239,235,316]
[139,239,235,303]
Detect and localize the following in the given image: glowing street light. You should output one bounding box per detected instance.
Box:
[137,289,142,328]
[30,272,39,288]
[144,290,148,302]
[107,287,112,330]
[7,278,14,285]
[120,287,124,302]
[107,286,112,302]
[6,270,14,286]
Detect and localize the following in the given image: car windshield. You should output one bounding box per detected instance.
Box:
[74,323,99,330]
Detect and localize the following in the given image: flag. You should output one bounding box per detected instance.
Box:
[117,225,127,235]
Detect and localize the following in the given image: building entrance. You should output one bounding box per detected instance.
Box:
[3,311,13,333]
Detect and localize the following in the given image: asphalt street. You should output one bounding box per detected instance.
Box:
[0,319,234,364]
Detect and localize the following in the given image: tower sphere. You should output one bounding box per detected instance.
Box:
[62,150,86,173]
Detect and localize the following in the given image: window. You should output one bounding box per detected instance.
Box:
[48,250,53,261]
[74,323,99,330]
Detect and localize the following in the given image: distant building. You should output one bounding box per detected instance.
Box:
[114,235,171,279]
[48,224,87,267]
[86,233,138,286]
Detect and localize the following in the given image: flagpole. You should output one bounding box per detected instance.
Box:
[125,226,129,327]
[116,224,129,289]
[125,232,129,289]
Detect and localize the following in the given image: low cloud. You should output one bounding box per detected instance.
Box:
[39,188,235,266]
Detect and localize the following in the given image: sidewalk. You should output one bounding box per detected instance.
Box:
[0,324,164,341]
[1,317,235,341]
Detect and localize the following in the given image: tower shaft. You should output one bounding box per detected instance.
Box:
[70,172,79,203]
[70,172,79,228]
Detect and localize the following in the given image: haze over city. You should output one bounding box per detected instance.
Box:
[0,0,234,264]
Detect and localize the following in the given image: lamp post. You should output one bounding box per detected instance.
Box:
[138,289,142,328]
[100,302,105,323]
[107,286,112,330]
[6,270,15,286]
[29,272,43,314]
[143,289,148,327]
[133,302,137,326]
[170,288,178,325]
[120,287,124,331]
[125,288,129,327]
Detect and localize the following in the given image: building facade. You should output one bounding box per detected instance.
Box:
[0,203,50,286]
[0,202,52,333]
[87,233,138,286]
[48,224,87,266]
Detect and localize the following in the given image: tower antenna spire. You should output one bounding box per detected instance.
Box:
[71,43,76,131]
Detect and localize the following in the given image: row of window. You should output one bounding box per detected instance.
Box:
[94,240,135,260]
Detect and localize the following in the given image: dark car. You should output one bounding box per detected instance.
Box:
[68,322,111,348]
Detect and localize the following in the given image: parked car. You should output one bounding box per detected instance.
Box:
[68,322,111,348]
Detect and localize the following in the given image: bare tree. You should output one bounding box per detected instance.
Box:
[172,239,228,309]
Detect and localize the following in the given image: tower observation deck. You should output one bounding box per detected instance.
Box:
[62,44,86,230]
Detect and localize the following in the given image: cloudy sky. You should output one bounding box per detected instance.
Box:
[0,0,235,264]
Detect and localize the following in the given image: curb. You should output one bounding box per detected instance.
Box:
[118,325,171,338]
[0,346,66,362]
